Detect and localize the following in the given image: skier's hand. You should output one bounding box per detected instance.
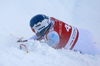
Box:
[17,39,28,42]
[22,40,28,42]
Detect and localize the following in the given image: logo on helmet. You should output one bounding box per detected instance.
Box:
[35,24,41,27]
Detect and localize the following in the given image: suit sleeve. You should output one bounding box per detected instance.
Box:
[28,34,42,40]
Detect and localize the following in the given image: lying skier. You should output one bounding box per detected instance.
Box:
[18,14,100,55]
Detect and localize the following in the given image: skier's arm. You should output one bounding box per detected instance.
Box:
[17,34,42,42]
[28,34,42,40]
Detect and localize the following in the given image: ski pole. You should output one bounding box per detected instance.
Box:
[20,44,29,53]
[10,33,23,40]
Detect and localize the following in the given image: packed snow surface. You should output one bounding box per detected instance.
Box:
[0,0,100,66]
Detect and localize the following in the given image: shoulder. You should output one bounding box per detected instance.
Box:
[50,17,59,23]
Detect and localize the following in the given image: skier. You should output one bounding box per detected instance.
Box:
[18,14,100,55]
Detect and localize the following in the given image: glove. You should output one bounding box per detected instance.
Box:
[22,40,28,42]
[17,39,28,42]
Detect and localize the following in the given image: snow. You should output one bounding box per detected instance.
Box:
[0,0,100,66]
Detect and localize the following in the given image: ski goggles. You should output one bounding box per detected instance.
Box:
[31,24,51,36]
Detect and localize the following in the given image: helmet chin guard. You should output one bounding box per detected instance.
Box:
[38,23,51,36]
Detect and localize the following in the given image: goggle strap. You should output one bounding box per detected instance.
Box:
[31,28,35,33]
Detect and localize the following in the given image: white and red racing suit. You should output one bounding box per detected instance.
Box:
[29,17,97,55]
